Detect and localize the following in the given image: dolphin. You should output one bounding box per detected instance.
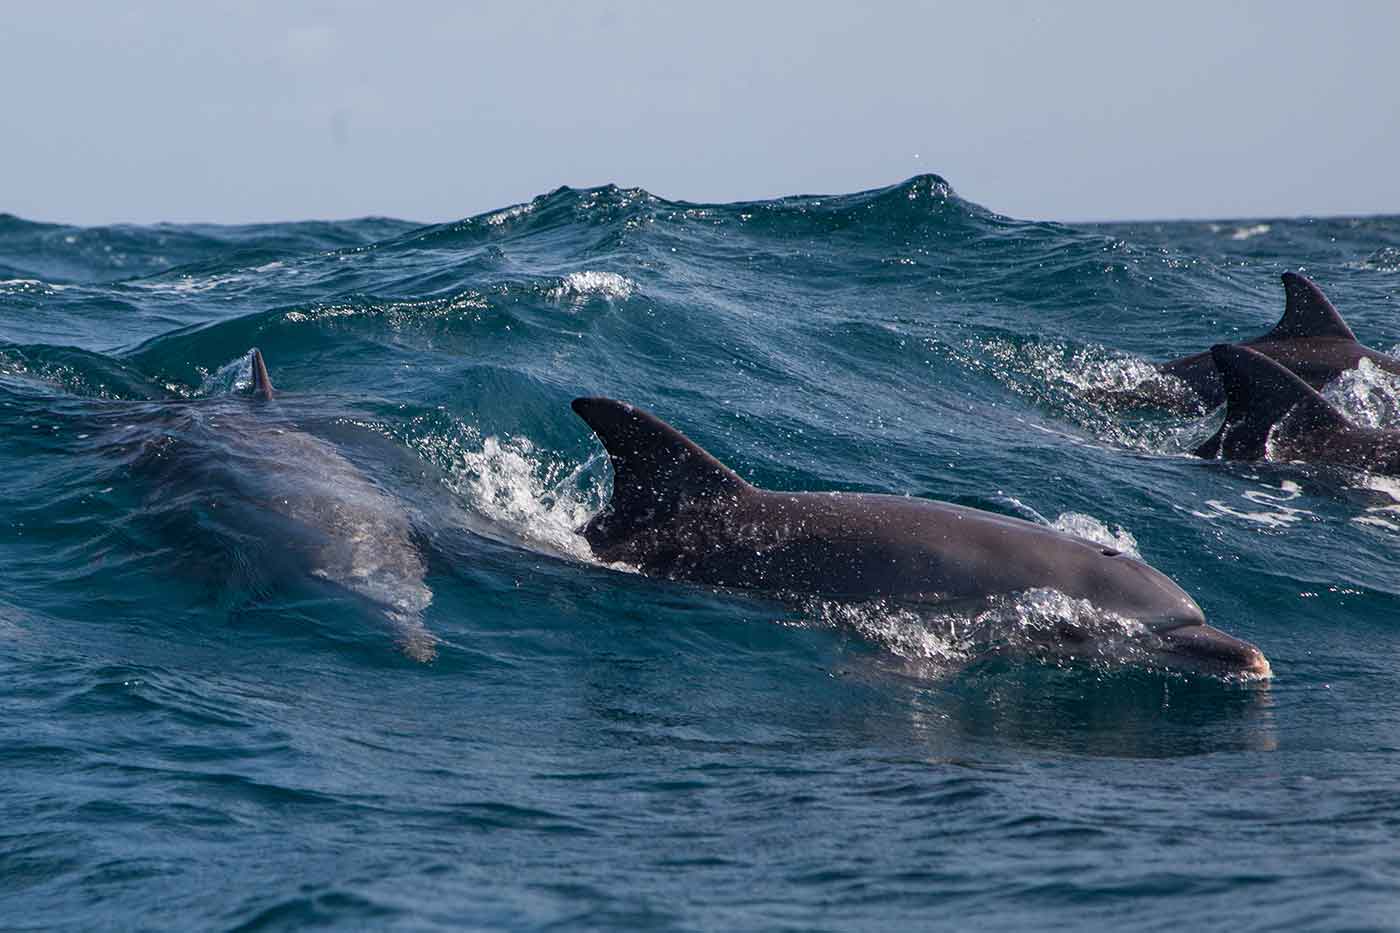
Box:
[1195,343,1400,475]
[114,349,438,660]
[571,396,1269,678]
[1159,273,1400,408]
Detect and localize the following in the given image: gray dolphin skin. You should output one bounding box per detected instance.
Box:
[1159,273,1400,408]
[1195,344,1400,475]
[572,397,1269,678]
[122,349,437,660]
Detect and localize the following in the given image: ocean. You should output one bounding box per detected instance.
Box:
[3,176,1399,930]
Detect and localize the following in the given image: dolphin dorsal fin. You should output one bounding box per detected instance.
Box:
[249,348,275,400]
[1260,272,1357,342]
[1195,344,1350,459]
[572,397,752,544]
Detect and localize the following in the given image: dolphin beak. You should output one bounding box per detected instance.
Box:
[1156,622,1272,679]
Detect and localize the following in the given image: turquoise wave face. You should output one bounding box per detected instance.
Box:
[3,178,1400,929]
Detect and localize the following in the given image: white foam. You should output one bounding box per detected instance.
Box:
[1051,512,1142,558]
[796,588,1155,677]
[1345,246,1400,273]
[0,278,65,294]
[485,202,535,226]
[425,430,603,562]
[1190,479,1315,528]
[944,335,1204,447]
[1349,474,1400,532]
[1322,358,1400,429]
[129,260,292,295]
[992,498,1141,558]
[1229,223,1271,241]
[796,598,973,669]
[1357,473,1400,504]
[283,292,489,325]
[130,272,247,294]
[547,271,635,304]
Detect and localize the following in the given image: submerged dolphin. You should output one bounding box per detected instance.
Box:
[571,397,1269,678]
[117,349,438,660]
[1159,273,1400,408]
[1195,344,1400,475]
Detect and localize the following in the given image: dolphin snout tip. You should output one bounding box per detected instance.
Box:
[1241,644,1273,680]
[1158,622,1272,680]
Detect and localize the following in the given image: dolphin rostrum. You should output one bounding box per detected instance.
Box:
[1195,343,1400,476]
[571,397,1269,678]
[1159,273,1400,408]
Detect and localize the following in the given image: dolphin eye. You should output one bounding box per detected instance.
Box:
[1101,548,1121,557]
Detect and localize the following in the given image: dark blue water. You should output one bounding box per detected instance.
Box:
[4,178,1400,930]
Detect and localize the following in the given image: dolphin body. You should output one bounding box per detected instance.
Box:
[1158,273,1400,409]
[571,397,1269,678]
[1195,344,1400,476]
[115,349,438,660]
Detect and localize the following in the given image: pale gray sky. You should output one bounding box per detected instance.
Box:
[3,1,1397,225]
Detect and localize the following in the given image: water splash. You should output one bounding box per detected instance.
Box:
[1346,246,1400,272]
[1051,512,1142,558]
[401,413,604,562]
[546,271,636,305]
[448,434,603,560]
[991,497,1142,559]
[794,588,1177,678]
[197,350,258,397]
[1321,358,1400,429]
[941,333,1205,448]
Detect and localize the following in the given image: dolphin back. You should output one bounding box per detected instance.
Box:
[1195,344,1350,459]
[571,397,752,551]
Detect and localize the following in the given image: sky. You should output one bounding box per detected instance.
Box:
[3,1,1397,225]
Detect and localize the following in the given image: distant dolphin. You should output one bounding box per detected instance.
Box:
[1195,343,1400,475]
[119,349,438,660]
[1159,273,1400,408]
[571,397,1269,678]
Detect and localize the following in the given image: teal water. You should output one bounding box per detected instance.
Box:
[3,178,1400,930]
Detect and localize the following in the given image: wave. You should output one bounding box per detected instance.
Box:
[0,211,419,285]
